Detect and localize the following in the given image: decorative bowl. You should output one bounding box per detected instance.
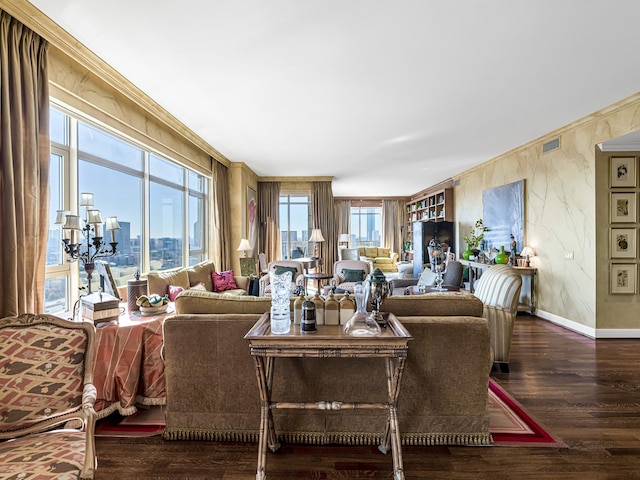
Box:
[139,304,169,316]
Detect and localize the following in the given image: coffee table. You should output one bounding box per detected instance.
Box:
[245,312,413,480]
[405,285,460,295]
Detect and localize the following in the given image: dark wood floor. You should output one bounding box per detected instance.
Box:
[95,316,640,479]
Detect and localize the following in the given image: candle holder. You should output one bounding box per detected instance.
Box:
[55,193,120,294]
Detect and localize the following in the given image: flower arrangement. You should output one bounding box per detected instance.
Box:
[464,219,489,250]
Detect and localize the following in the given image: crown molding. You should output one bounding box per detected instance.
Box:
[1,0,230,167]
[258,176,334,183]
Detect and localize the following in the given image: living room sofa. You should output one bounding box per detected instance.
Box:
[357,247,399,272]
[162,289,492,446]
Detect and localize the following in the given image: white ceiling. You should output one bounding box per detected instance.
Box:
[28,0,640,197]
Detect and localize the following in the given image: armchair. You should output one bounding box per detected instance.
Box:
[329,260,372,293]
[0,313,98,479]
[473,264,523,372]
[259,260,305,296]
[390,260,464,295]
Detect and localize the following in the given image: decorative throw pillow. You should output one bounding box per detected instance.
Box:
[190,282,207,291]
[273,266,298,278]
[343,269,365,283]
[417,267,437,287]
[211,271,239,292]
[167,285,185,301]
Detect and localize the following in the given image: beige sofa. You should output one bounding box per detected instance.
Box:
[357,246,399,272]
[146,260,248,298]
[162,290,492,446]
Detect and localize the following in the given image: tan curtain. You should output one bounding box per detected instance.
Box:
[258,182,280,262]
[382,199,405,257]
[313,182,337,275]
[334,199,351,243]
[0,12,49,316]
[211,161,231,271]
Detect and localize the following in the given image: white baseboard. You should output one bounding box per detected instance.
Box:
[535,309,640,339]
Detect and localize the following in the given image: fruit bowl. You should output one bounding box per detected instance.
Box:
[139,304,169,316]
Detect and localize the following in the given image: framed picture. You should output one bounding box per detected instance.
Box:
[610,228,637,259]
[610,156,637,188]
[610,263,637,294]
[246,186,257,256]
[610,192,637,223]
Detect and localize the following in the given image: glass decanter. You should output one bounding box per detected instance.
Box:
[343,283,381,336]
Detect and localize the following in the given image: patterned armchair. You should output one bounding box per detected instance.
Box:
[259,260,305,296]
[0,314,98,479]
[329,260,372,293]
[473,265,523,372]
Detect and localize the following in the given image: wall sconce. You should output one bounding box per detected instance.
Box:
[309,229,325,258]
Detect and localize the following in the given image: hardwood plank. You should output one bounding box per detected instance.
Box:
[94,316,640,479]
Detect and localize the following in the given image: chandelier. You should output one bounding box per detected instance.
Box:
[55,192,120,294]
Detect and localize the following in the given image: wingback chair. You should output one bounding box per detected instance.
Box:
[259,260,305,296]
[473,264,523,372]
[329,260,372,293]
[0,313,98,479]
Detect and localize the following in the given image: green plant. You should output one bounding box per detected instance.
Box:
[463,219,489,249]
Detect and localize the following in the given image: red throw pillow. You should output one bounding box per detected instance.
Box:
[167,285,185,301]
[211,270,239,292]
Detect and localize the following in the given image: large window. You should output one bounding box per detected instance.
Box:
[350,206,382,247]
[45,105,209,312]
[279,194,311,259]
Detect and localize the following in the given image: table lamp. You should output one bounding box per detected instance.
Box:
[520,246,536,267]
[309,228,325,258]
[338,233,349,248]
[237,238,252,257]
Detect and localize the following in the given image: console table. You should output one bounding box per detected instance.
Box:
[458,260,537,314]
[245,312,413,480]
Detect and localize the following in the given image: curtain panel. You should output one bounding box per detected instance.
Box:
[313,182,336,275]
[334,199,351,243]
[258,182,280,262]
[212,161,231,271]
[0,11,50,316]
[382,199,405,259]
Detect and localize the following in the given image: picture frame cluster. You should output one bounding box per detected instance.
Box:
[609,156,638,294]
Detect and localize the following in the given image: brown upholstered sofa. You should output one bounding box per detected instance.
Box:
[162,290,493,446]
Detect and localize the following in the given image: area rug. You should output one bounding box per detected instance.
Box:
[96,382,564,447]
[488,379,565,447]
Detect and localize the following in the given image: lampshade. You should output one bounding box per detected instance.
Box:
[338,233,349,243]
[520,246,536,257]
[237,238,252,252]
[63,214,82,230]
[86,209,104,225]
[55,210,70,225]
[309,229,325,243]
[79,192,94,207]
[105,216,121,231]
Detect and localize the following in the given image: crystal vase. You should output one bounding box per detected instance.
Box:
[343,283,381,336]
[270,270,292,334]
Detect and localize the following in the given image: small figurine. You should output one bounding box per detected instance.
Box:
[510,235,517,265]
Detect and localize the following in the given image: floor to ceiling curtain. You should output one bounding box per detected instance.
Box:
[382,199,405,259]
[0,11,50,317]
[313,181,337,275]
[258,182,280,262]
[211,161,231,271]
[334,199,350,242]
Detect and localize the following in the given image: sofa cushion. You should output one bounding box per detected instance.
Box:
[211,271,239,292]
[273,266,298,278]
[174,290,294,315]
[377,247,390,257]
[364,247,378,258]
[381,294,483,317]
[147,268,190,297]
[185,260,216,291]
[167,285,185,301]
[343,269,366,282]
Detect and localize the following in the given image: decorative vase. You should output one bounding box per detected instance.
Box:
[494,245,509,265]
[269,270,292,334]
[462,244,473,260]
[343,283,381,336]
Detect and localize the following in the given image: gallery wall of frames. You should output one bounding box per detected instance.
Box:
[609,156,640,294]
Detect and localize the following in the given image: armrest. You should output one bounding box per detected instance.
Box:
[234,276,249,291]
[390,252,399,262]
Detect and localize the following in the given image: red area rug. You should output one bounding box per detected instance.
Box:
[97,381,564,447]
[488,379,565,447]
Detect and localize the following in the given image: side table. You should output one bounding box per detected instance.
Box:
[303,272,333,294]
[245,312,412,480]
